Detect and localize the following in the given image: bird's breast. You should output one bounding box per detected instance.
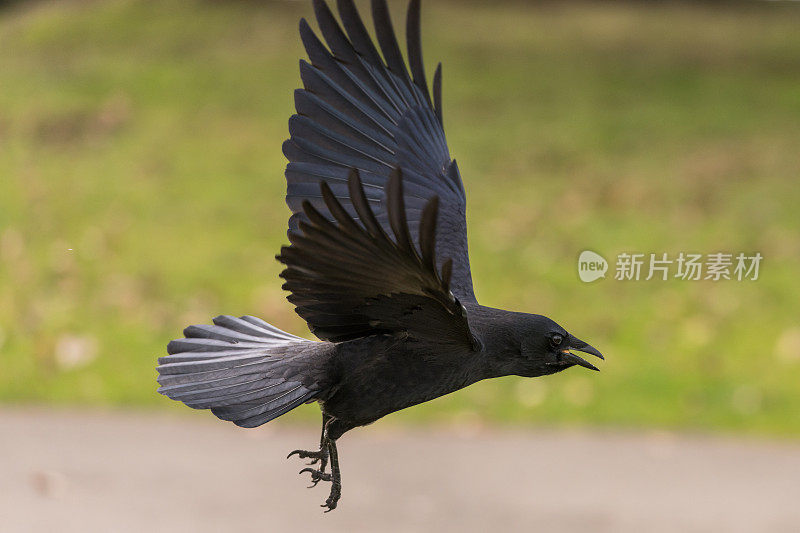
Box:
[321,337,481,426]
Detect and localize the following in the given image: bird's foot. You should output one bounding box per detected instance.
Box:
[287,432,342,511]
[299,467,332,487]
[321,481,341,512]
[287,448,328,466]
[288,447,330,487]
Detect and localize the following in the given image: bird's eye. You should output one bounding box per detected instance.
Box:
[551,335,563,346]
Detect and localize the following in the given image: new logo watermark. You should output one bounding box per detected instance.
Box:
[578,250,608,282]
[578,251,762,283]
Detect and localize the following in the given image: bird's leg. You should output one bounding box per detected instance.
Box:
[287,415,332,487]
[321,437,341,512]
[311,414,332,468]
[288,415,344,511]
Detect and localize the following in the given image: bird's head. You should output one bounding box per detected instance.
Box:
[514,314,604,377]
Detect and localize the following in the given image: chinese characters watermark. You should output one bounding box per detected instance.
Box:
[578,251,762,283]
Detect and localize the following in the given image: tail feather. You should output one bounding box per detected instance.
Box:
[166,338,270,355]
[212,384,310,421]
[159,348,269,363]
[212,315,304,340]
[178,379,288,408]
[158,371,284,398]
[157,315,320,428]
[182,324,279,344]
[158,356,280,381]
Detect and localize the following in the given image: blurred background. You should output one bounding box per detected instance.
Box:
[1,0,799,531]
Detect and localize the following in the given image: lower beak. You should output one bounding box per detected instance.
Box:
[562,336,604,371]
[560,350,600,371]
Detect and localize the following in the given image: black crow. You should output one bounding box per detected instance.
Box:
[156,0,603,512]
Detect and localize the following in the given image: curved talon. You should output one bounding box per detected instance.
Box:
[321,496,339,512]
[321,482,341,512]
[288,449,326,461]
[299,467,332,484]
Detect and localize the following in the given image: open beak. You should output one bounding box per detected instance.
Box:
[561,336,604,372]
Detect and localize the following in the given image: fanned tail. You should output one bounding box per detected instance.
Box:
[157,315,322,428]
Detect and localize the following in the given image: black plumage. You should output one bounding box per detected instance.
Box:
[157,0,602,512]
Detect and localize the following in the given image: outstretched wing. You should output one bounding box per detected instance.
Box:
[284,0,475,302]
[277,168,477,349]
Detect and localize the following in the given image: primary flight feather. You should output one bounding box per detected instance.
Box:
[157,0,602,512]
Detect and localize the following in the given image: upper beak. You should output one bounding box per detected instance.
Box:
[561,336,604,372]
[569,337,604,360]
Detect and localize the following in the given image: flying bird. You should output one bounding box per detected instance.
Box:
[157,0,603,512]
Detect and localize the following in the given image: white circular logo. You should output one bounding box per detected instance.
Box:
[578,251,608,283]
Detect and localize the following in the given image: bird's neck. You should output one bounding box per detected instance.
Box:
[465,304,528,379]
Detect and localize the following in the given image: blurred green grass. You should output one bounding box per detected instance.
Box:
[1,0,799,435]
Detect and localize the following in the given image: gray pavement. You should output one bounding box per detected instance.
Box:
[2,408,799,532]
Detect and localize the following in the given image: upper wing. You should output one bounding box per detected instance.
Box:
[277,168,477,350]
[284,0,475,302]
